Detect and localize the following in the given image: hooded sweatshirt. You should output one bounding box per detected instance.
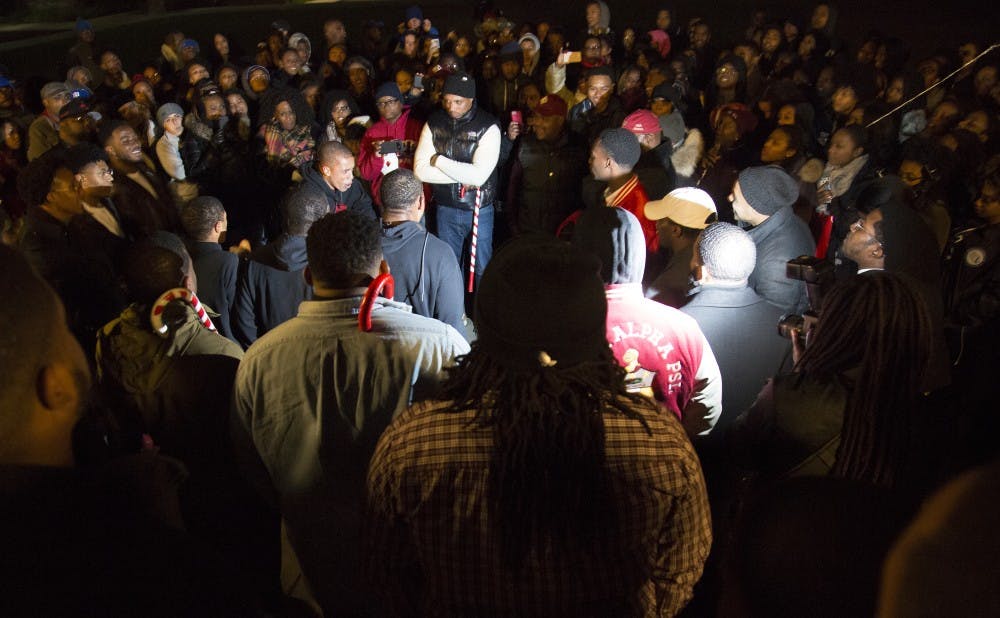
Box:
[572,206,723,436]
[380,220,466,336]
[297,164,376,218]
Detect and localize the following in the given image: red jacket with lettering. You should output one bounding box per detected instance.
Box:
[605,283,723,436]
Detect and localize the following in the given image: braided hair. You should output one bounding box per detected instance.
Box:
[795,272,931,487]
[439,344,655,570]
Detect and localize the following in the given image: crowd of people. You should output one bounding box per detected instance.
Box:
[0,2,998,616]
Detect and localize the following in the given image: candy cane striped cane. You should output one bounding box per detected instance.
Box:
[468,187,482,293]
[150,287,216,337]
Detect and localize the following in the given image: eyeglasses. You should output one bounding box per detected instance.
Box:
[584,44,601,51]
[376,98,400,108]
[333,104,351,113]
[850,217,881,245]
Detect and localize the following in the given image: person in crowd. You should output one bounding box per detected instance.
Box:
[56,98,97,149]
[817,126,877,263]
[95,49,132,109]
[696,103,758,222]
[503,94,587,236]
[0,119,27,222]
[154,102,197,207]
[180,196,240,342]
[344,56,376,116]
[622,108,677,200]
[320,89,361,143]
[232,188,326,348]
[731,165,816,313]
[17,146,127,352]
[233,210,468,616]
[65,18,102,85]
[583,127,657,251]
[682,222,790,425]
[568,67,626,146]
[728,271,932,488]
[255,88,316,183]
[100,120,180,238]
[295,140,375,219]
[0,245,266,617]
[488,41,529,116]
[94,237,280,604]
[760,124,824,223]
[941,162,1000,451]
[357,82,422,204]
[364,234,710,616]
[879,459,1000,618]
[572,206,722,437]
[414,71,501,286]
[643,187,718,307]
[378,169,466,334]
[28,81,71,161]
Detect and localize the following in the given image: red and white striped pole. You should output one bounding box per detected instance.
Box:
[150,288,216,337]
[467,187,482,293]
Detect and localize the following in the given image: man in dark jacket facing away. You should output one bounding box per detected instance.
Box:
[296,140,376,219]
[180,196,239,342]
[379,169,467,337]
[232,189,327,348]
[682,222,790,427]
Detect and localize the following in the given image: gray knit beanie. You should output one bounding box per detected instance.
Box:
[698,222,756,283]
[737,165,800,215]
[598,128,641,169]
[156,102,184,127]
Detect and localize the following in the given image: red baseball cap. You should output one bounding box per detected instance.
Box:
[534,94,568,117]
[622,109,661,135]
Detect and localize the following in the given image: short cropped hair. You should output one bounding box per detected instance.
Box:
[379,169,422,215]
[284,187,330,236]
[181,196,226,241]
[698,222,756,283]
[121,242,186,307]
[317,140,353,168]
[598,128,641,169]
[306,211,381,288]
[97,119,130,148]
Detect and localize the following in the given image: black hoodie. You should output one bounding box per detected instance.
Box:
[298,164,376,219]
[381,220,466,337]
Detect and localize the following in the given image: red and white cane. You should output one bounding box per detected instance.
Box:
[468,187,482,293]
[149,287,216,337]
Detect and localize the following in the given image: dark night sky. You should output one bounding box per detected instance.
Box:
[0,0,996,80]
[495,0,997,59]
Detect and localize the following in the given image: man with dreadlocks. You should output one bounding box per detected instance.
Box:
[728,271,932,489]
[364,235,712,616]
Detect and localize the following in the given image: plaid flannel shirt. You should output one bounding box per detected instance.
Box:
[364,398,712,617]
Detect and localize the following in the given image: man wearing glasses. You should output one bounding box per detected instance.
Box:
[358,82,423,206]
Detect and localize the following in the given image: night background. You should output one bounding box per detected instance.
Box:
[0,0,996,80]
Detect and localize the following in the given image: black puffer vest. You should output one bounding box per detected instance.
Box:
[426,106,499,210]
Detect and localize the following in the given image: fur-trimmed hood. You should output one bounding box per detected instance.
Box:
[671,128,703,179]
